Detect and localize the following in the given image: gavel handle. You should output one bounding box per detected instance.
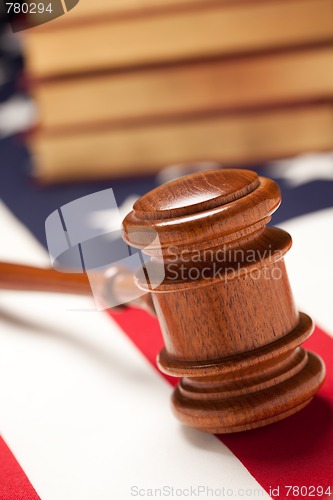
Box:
[0,262,155,314]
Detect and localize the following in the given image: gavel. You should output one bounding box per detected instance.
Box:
[1,169,325,433]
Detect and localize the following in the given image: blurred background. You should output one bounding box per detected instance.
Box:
[0,0,332,247]
[1,3,333,498]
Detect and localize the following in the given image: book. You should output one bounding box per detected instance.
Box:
[31,46,333,130]
[31,103,333,183]
[24,0,333,78]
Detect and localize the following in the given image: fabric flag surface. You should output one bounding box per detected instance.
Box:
[0,143,333,499]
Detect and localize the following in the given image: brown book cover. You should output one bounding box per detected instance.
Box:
[24,0,333,78]
[31,46,333,130]
[31,103,333,183]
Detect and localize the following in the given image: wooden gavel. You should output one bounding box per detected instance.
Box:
[0,261,155,314]
[1,169,325,433]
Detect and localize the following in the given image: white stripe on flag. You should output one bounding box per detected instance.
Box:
[0,202,269,499]
[280,207,333,337]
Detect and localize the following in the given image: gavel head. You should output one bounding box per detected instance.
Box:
[122,169,325,433]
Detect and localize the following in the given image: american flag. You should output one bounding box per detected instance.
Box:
[0,21,333,500]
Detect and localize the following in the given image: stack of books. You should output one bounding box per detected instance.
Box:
[24,0,333,182]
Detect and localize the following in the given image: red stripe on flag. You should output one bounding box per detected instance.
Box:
[111,309,333,497]
[0,437,40,500]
